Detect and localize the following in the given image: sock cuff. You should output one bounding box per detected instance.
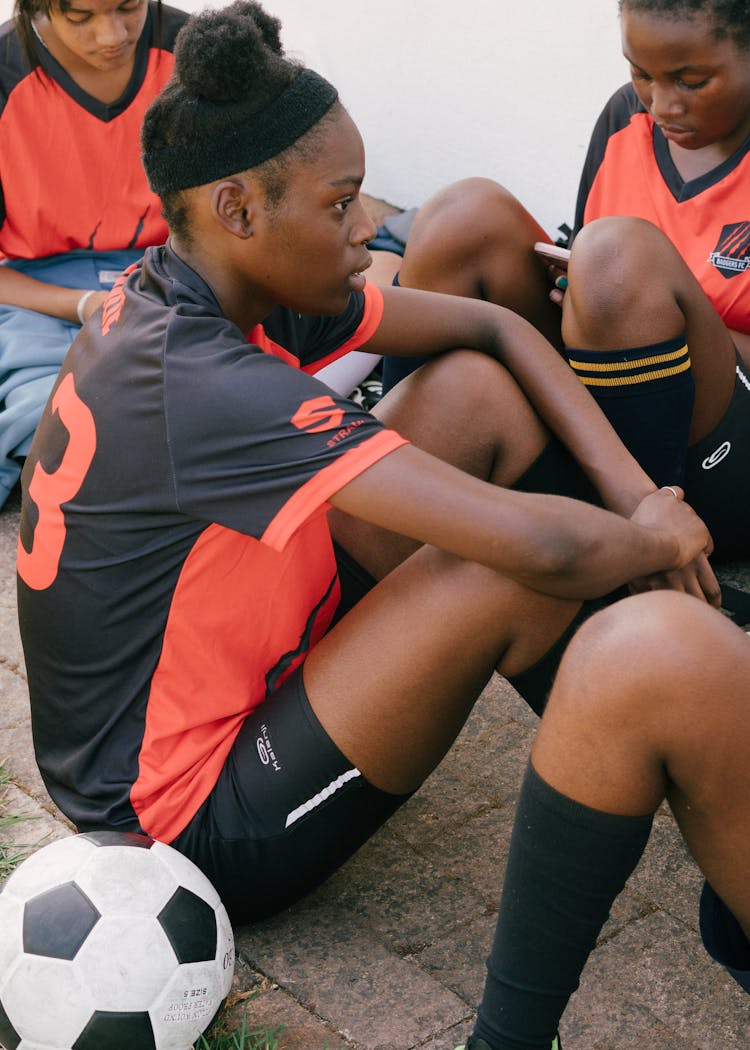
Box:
[566,334,690,395]
[523,760,654,842]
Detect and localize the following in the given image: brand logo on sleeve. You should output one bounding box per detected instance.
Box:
[708,222,750,279]
[291,396,345,433]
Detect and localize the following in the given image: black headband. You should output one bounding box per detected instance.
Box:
[143,68,339,195]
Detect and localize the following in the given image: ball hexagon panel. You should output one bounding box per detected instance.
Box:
[74,844,177,918]
[74,915,177,1013]
[22,883,100,960]
[0,955,95,1046]
[150,959,233,1050]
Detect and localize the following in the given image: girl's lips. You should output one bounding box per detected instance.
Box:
[97,43,132,62]
[657,123,694,138]
[349,272,367,293]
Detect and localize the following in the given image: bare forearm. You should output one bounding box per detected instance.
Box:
[370,287,656,516]
[331,446,687,602]
[0,265,84,323]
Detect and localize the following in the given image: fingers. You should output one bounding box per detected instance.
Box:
[694,552,722,607]
[660,484,684,500]
[629,570,685,597]
[627,554,721,607]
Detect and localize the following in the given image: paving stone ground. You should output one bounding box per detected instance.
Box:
[1,203,749,1046]
[3,482,750,1047]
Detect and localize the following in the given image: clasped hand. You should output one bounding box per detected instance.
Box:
[628,485,720,606]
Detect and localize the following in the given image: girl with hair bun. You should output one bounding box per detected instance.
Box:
[0,0,189,506]
[19,0,711,946]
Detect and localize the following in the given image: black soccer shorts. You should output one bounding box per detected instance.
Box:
[170,544,410,925]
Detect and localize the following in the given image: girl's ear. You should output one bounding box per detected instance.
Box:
[211,178,255,238]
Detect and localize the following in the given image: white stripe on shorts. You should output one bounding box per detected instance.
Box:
[285,768,362,829]
[737,361,750,394]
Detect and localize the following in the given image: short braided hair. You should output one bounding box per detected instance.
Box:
[619,0,750,50]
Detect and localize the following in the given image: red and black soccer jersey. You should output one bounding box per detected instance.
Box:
[0,2,187,260]
[573,82,750,335]
[16,245,406,843]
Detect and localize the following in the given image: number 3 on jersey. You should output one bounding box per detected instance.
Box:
[17,373,96,591]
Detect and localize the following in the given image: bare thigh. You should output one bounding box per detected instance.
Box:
[329,347,549,579]
[312,349,581,797]
[398,177,564,350]
[304,542,579,796]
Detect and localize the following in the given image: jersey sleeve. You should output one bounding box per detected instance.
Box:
[153,2,189,47]
[165,307,404,546]
[256,284,384,375]
[0,18,30,233]
[572,83,644,237]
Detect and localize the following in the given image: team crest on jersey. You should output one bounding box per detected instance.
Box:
[708,222,750,279]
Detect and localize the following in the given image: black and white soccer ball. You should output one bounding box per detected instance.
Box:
[0,831,235,1050]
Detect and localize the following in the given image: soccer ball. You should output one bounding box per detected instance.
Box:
[0,831,235,1050]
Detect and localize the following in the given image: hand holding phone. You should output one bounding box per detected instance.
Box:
[533,242,571,268]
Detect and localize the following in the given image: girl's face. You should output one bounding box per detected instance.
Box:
[43,0,148,74]
[248,110,378,317]
[621,5,750,152]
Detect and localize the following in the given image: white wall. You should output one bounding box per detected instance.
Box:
[3,0,632,237]
[267,1,629,237]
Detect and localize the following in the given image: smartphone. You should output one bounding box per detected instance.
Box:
[533,242,571,267]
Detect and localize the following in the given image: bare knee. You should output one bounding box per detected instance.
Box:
[381,347,545,435]
[409,177,525,239]
[564,217,685,347]
[376,349,547,483]
[530,592,743,810]
[545,591,740,729]
[401,178,546,297]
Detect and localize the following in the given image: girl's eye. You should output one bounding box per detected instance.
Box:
[678,78,709,90]
[334,198,353,213]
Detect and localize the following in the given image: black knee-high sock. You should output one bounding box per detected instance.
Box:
[566,335,694,487]
[473,762,654,1050]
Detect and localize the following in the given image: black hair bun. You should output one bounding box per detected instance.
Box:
[174,0,286,103]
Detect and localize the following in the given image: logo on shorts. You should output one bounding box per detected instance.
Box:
[708,222,750,279]
[702,440,731,470]
[256,724,281,772]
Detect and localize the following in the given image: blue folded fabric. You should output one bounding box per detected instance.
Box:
[0,249,143,507]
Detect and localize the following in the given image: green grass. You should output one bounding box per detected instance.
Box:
[194,1012,286,1050]
[0,763,38,879]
